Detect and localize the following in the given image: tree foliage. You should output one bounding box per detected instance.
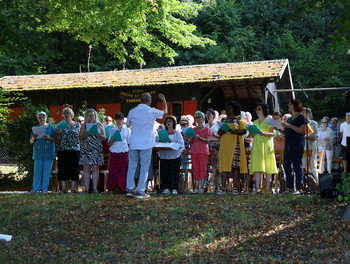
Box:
[0,0,91,75]
[175,0,259,65]
[301,0,350,50]
[39,0,215,65]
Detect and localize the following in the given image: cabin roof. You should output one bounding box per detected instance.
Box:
[0,59,291,92]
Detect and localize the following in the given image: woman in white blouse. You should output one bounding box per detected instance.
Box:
[107,112,131,192]
[158,115,185,194]
[205,108,220,150]
[318,118,333,173]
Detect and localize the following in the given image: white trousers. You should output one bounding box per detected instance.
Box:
[302,150,318,181]
[126,149,152,194]
[318,146,333,173]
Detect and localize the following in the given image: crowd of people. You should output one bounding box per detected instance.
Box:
[28,94,350,197]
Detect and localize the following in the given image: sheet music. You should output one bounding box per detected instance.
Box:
[265,118,282,129]
[32,126,45,139]
[154,142,182,150]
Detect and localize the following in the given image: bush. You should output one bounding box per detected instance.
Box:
[336,172,350,202]
[75,100,106,123]
[5,102,52,178]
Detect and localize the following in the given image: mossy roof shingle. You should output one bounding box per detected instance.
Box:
[0,59,290,91]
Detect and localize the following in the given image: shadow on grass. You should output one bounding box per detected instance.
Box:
[0,194,349,263]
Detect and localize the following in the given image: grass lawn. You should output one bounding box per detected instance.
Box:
[0,193,349,263]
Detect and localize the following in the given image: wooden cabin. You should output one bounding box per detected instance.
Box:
[0,59,294,122]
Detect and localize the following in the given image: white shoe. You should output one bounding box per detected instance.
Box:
[162,189,171,194]
[190,189,198,194]
[171,189,178,195]
[197,189,204,194]
[134,192,151,199]
[216,189,223,195]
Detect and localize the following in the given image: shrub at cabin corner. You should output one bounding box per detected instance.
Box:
[6,103,52,178]
[337,173,350,202]
[336,172,350,220]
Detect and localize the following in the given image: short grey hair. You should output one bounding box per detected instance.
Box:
[194,110,205,119]
[141,93,152,103]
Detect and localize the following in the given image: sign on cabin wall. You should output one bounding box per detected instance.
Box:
[119,88,157,103]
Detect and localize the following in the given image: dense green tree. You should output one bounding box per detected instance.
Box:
[0,0,215,76]
[301,0,350,50]
[175,0,260,65]
[0,1,92,76]
[39,0,215,65]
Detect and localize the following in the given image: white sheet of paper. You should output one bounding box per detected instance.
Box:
[265,118,282,129]
[32,126,45,139]
[109,127,119,138]
[0,234,12,242]
[154,142,182,150]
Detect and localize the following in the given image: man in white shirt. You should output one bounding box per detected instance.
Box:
[126,93,167,198]
[340,112,350,173]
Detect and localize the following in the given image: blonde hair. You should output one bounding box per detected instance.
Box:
[84,109,100,123]
[62,107,74,118]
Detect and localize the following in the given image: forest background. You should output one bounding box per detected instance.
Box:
[0,0,350,119]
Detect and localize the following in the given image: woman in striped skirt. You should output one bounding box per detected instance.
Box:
[79,109,106,193]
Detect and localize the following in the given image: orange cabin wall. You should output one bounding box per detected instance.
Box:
[96,104,121,120]
[49,105,64,123]
[7,107,25,119]
[183,100,198,116]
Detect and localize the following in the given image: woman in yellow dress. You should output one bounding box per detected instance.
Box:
[218,101,247,194]
[250,103,277,194]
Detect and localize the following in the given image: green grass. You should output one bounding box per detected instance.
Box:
[0,193,349,263]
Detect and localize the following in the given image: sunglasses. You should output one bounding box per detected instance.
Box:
[195,116,203,119]
[180,123,188,127]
